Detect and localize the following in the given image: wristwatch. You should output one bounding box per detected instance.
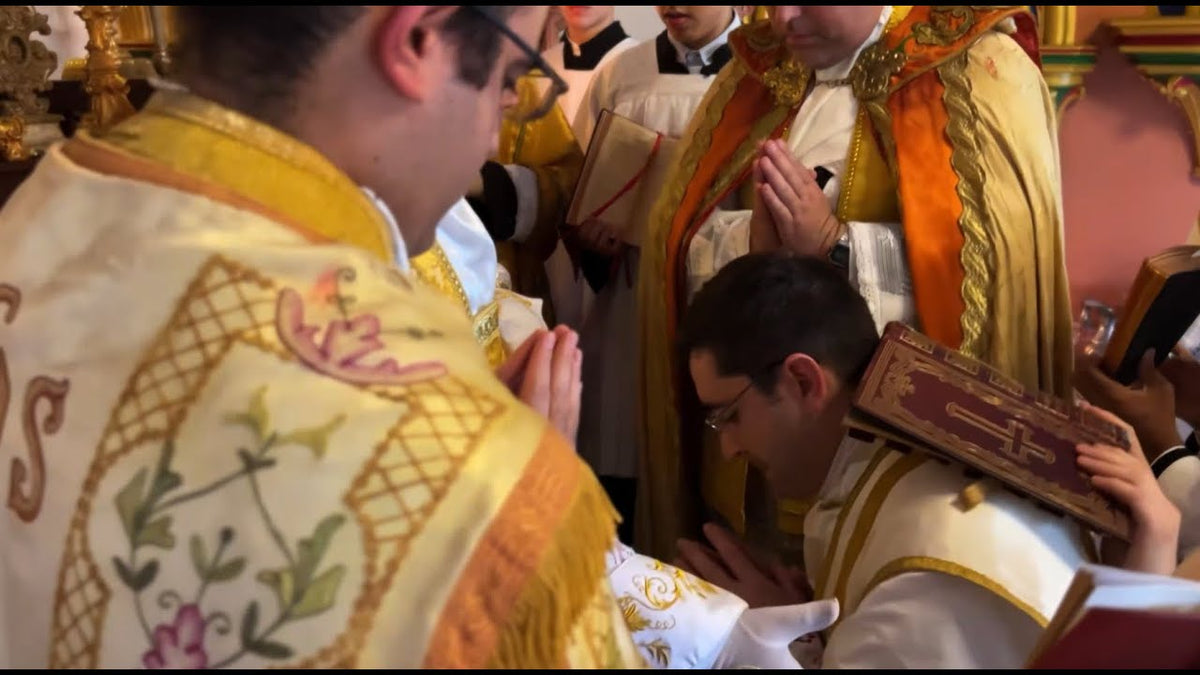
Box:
[827,227,850,271]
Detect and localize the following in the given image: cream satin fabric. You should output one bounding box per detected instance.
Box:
[803,436,1091,667]
[0,147,633,668]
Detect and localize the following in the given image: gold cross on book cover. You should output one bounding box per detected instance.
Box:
[846,322,1132,540]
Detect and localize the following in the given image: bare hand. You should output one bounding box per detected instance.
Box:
[577,217,624,256]
[495,328,544,393]
[1161,345,1200,430]
[757,140,839,257]
[748,152,782,253]
[675,523,811,609]
[1076,403,1180,575]
[1073,350,1183,461]
[498,326,583,443]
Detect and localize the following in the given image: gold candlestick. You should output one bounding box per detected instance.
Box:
[78,5,136,135]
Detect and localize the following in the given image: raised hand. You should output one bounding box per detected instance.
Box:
[1073,350,1183,461]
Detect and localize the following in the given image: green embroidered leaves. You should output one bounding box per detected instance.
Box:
[278,415,347,460]
[108,386,351,668]
[256,514,347,619]
[224,386,271,441]
[225,386,347,459]
[191,529,247,585]
[240,601,294,660]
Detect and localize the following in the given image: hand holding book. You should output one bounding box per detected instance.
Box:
[1074,403,1181,575]
[1073,349,1185,462]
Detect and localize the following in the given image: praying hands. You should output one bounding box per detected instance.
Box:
[748,139,845,258]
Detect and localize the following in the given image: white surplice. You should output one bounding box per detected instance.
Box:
[805,436,1092,668]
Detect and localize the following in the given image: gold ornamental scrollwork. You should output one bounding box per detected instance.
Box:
[0,6,58,160]
[78,5,136,135]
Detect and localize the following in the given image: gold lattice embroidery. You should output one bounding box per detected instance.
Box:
[49,255,503,668]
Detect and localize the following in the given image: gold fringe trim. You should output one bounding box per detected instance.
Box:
[489,464,622,668]
[940,50,993,359]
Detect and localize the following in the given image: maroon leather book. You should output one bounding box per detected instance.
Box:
[848,322,1132,540]
[1029,607,1200,669]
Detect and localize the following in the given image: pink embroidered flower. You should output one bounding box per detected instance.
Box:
[276,288,446,386]
[142,604,208,669]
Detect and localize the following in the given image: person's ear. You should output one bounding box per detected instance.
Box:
[374,6,455,101]
[780,353,829,408]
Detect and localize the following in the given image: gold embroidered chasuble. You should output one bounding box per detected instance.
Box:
[0,91,639,668]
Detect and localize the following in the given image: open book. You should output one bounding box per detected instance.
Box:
[1026,561,1200,668]
[846,322,1132,539]
[565,109,678,246]
[1101,245,1200,384]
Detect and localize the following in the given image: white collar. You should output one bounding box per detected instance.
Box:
[816,6,893,82]
[667,12,739,69]
[359,185,409,272]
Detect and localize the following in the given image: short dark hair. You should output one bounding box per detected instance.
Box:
[173,6,514,122]
[679,253,879,391]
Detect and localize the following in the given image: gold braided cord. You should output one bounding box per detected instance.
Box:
[939,51,993,358]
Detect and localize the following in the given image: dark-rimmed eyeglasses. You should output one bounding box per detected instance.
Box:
[704,359,786,432]
[466,6,569,123]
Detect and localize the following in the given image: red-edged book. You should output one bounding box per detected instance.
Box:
[846,322,1132,540]
[1026,562,1200,668]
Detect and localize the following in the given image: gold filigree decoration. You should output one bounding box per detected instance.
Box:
[411,242,471,314]
[763,58,807,107]
[639,638,671,667]
[1159,76,1200,179]
[0,6,57,159]
[78,6,137,134]
[912,6,976,47]
[0,114,27,161]
[830,42,908,103]
[0,7,57,119]
[939,51,993,359]
[944,350,981,376]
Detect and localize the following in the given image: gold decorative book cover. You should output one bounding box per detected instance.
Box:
[566,109,678,246]
[848,322,1132,540]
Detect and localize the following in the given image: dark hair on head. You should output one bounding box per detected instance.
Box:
[172,6,516,123]
[678,252,879,391]
[442,7,518,88]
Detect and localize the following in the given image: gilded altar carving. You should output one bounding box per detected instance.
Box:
[0,6,58,159]
[78,5,136,135]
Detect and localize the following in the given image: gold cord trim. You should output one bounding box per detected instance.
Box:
[830,452,926,610]
[813,440,889,597]
[854,555,1050,628]
[940,51,993,358]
